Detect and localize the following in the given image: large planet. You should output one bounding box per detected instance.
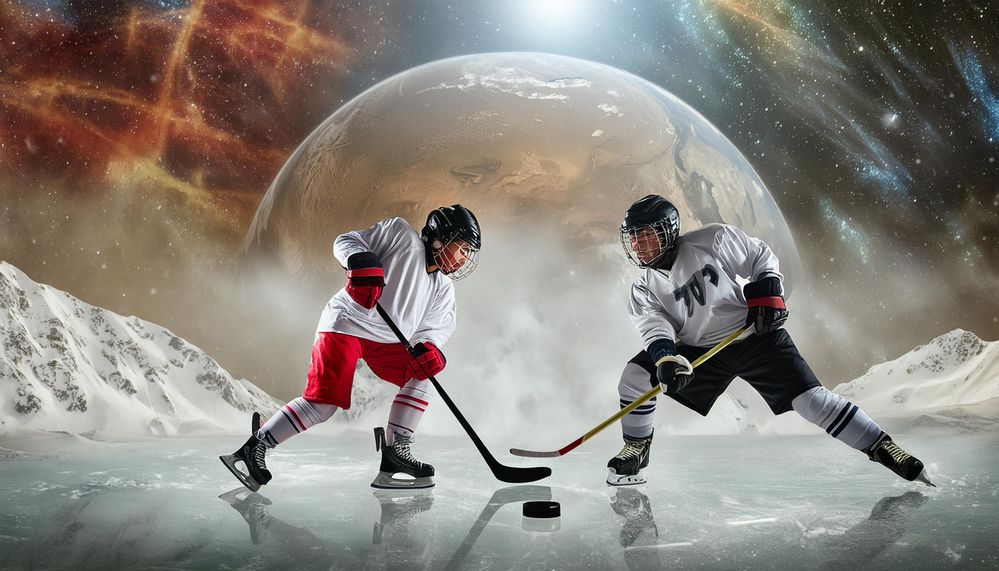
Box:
[240,53,805,431]
[243,52,802,291]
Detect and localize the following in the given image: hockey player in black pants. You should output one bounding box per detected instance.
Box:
[606,194,933,487]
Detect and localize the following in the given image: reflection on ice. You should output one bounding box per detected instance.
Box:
[218,484,560,570]
[371,489,435,569]
[611,487,659,549]
[0,431,996,570]
[218,487,361,568]
[447,485,552,569]
[817,491,928,570]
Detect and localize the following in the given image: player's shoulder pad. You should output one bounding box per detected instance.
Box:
[680,223,728,253]
[632,268,665,292]
[383,216,420,240]
[385,216,414,231]
[705,223,755,247]
[691,222,730,238]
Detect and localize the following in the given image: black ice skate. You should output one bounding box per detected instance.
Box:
[220,412,273,492]
[607,432,652,486]
[371,427,435,489]
[865,433,935,487]
[611,487,659,548]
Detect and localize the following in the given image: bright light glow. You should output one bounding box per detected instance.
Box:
[532,0,578,22]
[881,112,899,128]
[516,0,589,36]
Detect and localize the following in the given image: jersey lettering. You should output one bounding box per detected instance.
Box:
[673,264,720,318]
[702,264,719,286]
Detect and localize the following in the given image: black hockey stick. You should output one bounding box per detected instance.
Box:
[375,303,551,484]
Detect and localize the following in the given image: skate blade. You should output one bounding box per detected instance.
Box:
[914,469,936,487]
[371,471,435,490]
[606,468,647,487]
[220,454,261,493]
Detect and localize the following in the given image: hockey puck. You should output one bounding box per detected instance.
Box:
[522,500,560,519]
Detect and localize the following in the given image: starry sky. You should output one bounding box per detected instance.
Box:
[1,0,997,384]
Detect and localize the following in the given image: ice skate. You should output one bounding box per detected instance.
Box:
[611,487,659,548]
[218,487,273,545]
[371,427,435,489]
[865,433,935,487]
[220,412,273,492]
[607,432,652,486]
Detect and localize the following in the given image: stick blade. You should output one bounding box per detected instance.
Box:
[491,465,552,484]
[509,448,562,458]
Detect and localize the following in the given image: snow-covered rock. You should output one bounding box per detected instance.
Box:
[831,329,999,432]
[0,261,280,435]
[765,329,999,435]
[835,329,998,413]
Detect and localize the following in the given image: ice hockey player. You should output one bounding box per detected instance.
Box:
[221,206,482,491]
[606,194,932,487]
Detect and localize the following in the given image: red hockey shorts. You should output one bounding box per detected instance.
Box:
[303,332,415,409]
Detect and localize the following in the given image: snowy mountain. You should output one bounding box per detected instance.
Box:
[833,329,999,430]
[696,329,999,436]
[0,261,280,436]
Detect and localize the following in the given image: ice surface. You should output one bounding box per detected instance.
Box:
[1,429,996,570]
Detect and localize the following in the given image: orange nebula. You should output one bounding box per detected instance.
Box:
[0,0,366,229]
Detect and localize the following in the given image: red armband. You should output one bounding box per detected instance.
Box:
[747,296,785,309]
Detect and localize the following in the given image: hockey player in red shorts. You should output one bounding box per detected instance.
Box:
[606,195,932,487]
[221,205,481,491]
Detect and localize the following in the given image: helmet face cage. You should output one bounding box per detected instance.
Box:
[423,204,481,280]
[432,237,480,280]
[621,218,679,268]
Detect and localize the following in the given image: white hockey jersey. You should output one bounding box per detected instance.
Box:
[317,217,456,348]
[628,224,783,349]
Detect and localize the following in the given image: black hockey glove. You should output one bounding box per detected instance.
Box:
[744,276,788,336]
[649,338,693,395]
[655,355,694,395]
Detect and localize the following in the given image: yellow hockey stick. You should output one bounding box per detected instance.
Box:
[510,326,751,458]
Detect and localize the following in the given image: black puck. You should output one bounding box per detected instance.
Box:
[523,500,560,519]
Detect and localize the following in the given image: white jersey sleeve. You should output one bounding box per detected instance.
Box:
[627,279,681,348]
[333,217,405,267]
[711,225,783,284]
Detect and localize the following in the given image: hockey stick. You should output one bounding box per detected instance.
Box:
[510,325,751,458]
[375,303,551,484]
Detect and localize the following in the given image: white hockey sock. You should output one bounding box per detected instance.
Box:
[257,397,337,447]
[618,361,656,439]
[385,379,434,445]
[792,386,882,450]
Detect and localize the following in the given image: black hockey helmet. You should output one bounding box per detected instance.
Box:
[421,204,481,280]
[620,194,681,269]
